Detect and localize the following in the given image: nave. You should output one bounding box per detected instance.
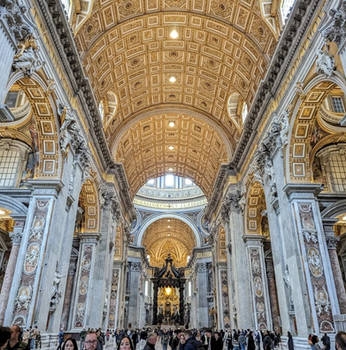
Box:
[0,0,346,349]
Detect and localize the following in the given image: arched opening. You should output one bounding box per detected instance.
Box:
[289,80,346,182]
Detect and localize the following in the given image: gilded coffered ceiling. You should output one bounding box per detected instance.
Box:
[74,0,280,197]
[115,113,229,198]
[142,218,196,267]
[75,0,278,139]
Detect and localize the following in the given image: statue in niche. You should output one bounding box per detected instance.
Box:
[283,264,294,312]
[49,264,64,312]
[21,124,39,182]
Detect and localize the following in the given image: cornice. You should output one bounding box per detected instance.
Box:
[229,0,321,171]
[34,0,135,219]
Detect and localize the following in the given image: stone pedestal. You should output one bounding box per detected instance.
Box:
[0,220,24,324]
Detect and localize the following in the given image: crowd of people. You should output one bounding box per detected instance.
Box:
[0,325,41,350]
[1,325,346,350]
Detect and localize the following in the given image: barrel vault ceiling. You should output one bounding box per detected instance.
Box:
[142,218,196,267]
[74,0,280,197]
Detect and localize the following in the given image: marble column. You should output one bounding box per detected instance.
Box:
[196,262,209,328]
[127,260,141,328]
[60,252,78,330]
[265,251,281,331]
[324,218,346,314]
[253,113,316,337]
[153,281,158,325]
[244,235,272,331]
[284,184,339,333]
[87,185,119,328]
[70,233,98,330]
[223,187,254,329]
[220,215,235,329]
[179,284,185,325]
[0,219,24,324]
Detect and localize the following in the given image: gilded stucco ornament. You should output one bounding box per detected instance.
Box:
[13,35,43,76]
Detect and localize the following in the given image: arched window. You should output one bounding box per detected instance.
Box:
[0,139,31,187]
[241,102,248,123]
[60,0,71,18]
[98,101,105,121]
[281,0,295,23]
[2,87,31,122]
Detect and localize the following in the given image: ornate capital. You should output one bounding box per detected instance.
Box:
[99,183,120,219]
[321,1,346,52]
[128,261,141,272]
[196,262,207,273]
[326,235,339,249]
[223,188,244,215]
[9,230,22,245]
[0,0,35,44]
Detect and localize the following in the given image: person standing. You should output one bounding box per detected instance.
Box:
[6,326,29,350]
[161,330,169,350]
[84,333,98,350]
[143,333,157,350]
[238,332,246,350]
[211,332,223,350]
[58,329,64,350]
[0,327,11,350]
[321,334,330,350]
[310,336,321,350]
[170,330,180,350]
[247,332,255,350]
[287,332,294,350]
[335,331,346,350]
[262,331,272,350]
[117,337,134,350]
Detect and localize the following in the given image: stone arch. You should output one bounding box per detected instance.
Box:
[245,180,269,237]
[0,194,28,220]
[288,75,346,182]
[321,200,346,220]
[136,213,201,248]
[1,73,61,179]
[141,217,197,267]
[78,179,100,233]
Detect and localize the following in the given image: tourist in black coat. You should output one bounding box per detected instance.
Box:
[247,332,256,350]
